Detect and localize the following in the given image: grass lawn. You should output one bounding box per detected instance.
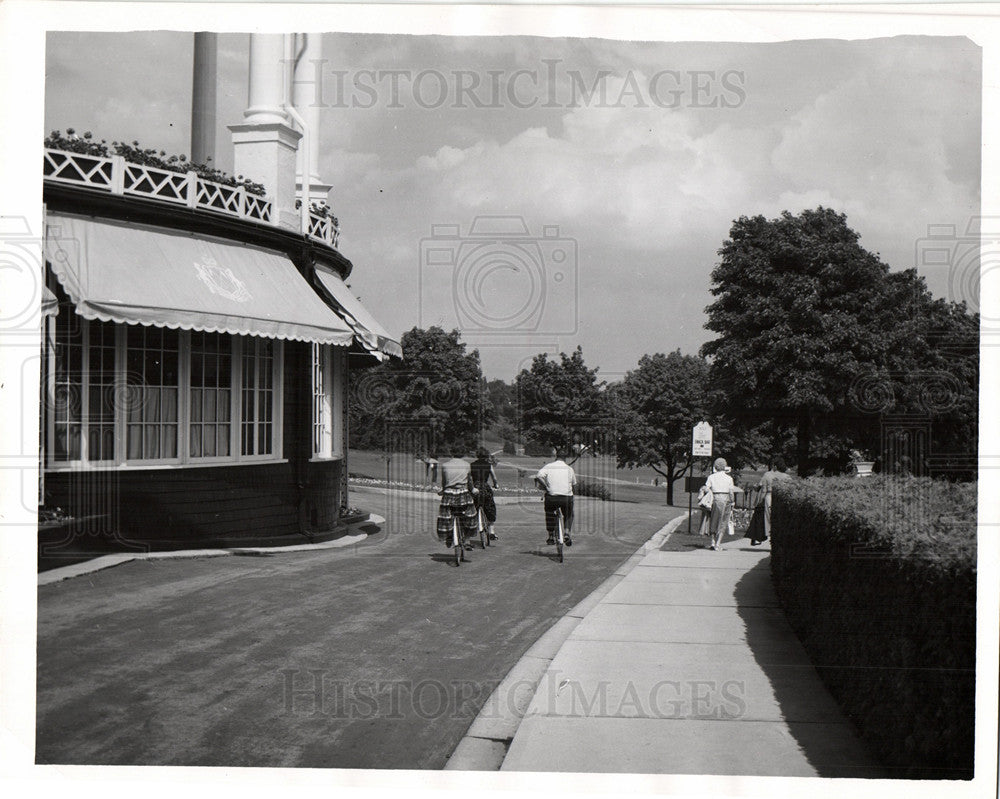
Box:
[348,448,764,509]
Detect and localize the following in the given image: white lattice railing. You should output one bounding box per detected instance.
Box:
[41,147,310,236]
[307,210,340,248]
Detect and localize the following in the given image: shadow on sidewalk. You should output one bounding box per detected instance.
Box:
[733,558,888,779]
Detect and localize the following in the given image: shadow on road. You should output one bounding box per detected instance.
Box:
[517,548,563,563]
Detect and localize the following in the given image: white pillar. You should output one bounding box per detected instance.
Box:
[245,33,287,125]
[191,32,217,165]
[230,33,301,230]
[292,33,333,205]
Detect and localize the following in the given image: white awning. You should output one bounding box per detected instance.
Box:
[41,285,59,317]
[313,266,403,359]
[44,212,354,346]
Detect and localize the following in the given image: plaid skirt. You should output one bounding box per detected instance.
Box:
[437,489,477,541]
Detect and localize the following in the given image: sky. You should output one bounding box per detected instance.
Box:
[44,31,982,380]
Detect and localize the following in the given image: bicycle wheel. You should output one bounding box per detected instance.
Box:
[453,517,463,566]
[556,509,564,564]
[479,508,488,548]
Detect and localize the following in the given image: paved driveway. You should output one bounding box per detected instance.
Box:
[36,487,680,768]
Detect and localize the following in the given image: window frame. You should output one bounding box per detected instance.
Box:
[238,336,284,463]
[310,343,344,461]
[44,317,284,471]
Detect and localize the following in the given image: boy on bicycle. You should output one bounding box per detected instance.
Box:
[534,448,576,547]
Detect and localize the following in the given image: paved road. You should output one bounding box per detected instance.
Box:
[36,487,681,768]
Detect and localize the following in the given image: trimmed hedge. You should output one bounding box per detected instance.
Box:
[575,477,611,501]
[771,476,976,780]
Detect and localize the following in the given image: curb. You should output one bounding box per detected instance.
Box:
[37,515,386,587]
[443,511,690,771]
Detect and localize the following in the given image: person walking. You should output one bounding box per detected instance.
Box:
[534,449,576,547]
[705,457,735,551]
[754,457,792,544]
[436,451,478,551]
[471,447,500,542]
[697,482,713,536]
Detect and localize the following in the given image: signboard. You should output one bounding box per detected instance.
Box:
[692,421,713,457]
[684,475,708,492]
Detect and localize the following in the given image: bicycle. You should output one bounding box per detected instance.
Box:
[451,515,467,567]
[476,505,489,549]
[554,507,566,564]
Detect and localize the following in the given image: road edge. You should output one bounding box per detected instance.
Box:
[443,511,690,771]
[37,515,386,587]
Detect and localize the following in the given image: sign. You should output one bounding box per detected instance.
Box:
[692,421,713,457]
[685,475,707,492]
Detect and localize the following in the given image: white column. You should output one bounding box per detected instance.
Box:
[230,33,301,230]
[292,33,333,204]
[191,32,217,164]
[245,33,287,125]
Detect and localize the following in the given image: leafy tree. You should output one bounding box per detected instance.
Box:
[515,347,606,454]
[702,208,944,475]
[348,326,493,455]
[611,351,709,505]
[876,294,979,476]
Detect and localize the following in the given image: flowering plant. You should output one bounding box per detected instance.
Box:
[45,129,266,196]
[296,199,339,227]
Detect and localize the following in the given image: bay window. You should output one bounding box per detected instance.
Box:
[45,310,283,469]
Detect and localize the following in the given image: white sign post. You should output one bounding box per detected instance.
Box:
[688,421,713,531]
[692,421,713,457]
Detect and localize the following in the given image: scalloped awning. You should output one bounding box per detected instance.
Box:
[41,285,58,317]
[44,212,353,346]
[313,266,402,359]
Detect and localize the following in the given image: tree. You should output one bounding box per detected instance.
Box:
[611,351,709,505]
[702,207,940,475]
[878,294,979,476]
[349,326,493,455]
[515,347,606,454]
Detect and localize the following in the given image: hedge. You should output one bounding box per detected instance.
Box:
[770,476,977,780]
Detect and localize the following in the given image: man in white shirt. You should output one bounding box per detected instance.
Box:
[534,450,576,546]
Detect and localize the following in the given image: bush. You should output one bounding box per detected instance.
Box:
[575,477,611,501]
[770,476,976,779]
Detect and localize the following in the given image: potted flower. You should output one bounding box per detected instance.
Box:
[849,448,875,477]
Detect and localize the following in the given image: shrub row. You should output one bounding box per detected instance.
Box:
[574,477,611,501]
[770,476,976,780]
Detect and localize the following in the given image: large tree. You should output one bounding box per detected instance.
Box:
[349,326,493,455]
[611,351,708,505]
[515,347,606,454]
[703,208,924,474]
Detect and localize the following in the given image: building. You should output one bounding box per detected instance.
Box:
[39,34,400,553]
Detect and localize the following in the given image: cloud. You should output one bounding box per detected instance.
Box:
[44,32,981,377]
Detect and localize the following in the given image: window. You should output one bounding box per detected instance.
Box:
[189,331,233,459]
[50,300,84,463]
[242,337,276,457]
[125,326,180,462]
[44,313,283,469]
[311,343,343,459]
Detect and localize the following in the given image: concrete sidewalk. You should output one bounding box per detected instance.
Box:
[500,540,887,777]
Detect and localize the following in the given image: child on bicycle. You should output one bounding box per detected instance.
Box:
[534,448,576,547]
[471,447,500,541]
[436,451,478,550]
